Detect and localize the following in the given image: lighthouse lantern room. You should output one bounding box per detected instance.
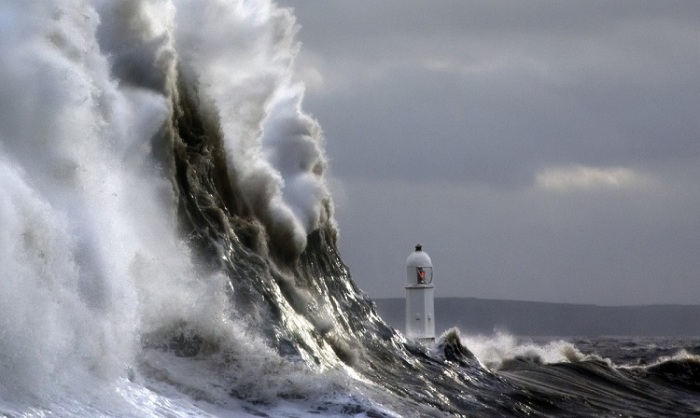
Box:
[405,244,435,341]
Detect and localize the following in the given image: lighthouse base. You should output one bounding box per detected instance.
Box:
[405,284,435,341]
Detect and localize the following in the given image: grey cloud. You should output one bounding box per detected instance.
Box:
[279,0,700,304]
[334,177,700,305]
[309,62,699,188]
[284,1,700,188]
[285,1,700,62]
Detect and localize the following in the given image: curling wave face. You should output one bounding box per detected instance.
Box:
[2,1,700,417]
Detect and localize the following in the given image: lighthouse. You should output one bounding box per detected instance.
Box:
[405,244,435,341]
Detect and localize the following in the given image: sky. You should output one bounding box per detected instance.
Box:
[276,1,700,305]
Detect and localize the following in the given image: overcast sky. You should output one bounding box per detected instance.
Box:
[276,1,700,305]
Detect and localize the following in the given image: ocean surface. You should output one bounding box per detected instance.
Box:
[2,1,700,417]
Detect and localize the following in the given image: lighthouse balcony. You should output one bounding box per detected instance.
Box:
[405,283,434,289]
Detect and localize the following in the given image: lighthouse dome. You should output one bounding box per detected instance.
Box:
[406,244,432,268]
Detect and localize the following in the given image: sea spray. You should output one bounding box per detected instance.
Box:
[3,1,700,416]
[0,0,142,397]
[0,0,227,401]
[172,0,331,261]
[461,331,589,370]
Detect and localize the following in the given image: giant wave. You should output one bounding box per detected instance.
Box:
[2,1,700,417]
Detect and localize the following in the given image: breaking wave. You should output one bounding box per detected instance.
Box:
[1,1,700,417]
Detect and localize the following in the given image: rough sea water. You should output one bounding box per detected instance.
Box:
[1,1,699,416]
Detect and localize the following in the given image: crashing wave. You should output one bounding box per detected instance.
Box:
[3,1,700,417]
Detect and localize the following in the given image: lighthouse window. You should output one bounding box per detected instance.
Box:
[416,267,432,284]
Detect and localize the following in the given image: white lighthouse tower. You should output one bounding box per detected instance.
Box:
[405,244,435,341]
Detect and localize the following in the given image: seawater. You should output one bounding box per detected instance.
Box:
[2,1,700,417]
[2,333,699,417]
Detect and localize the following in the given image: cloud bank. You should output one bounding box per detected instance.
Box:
[280,0,700,305]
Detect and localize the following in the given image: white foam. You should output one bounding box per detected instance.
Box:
[0,0,233,402]
[461,331,587,370]
[172,0,331,257]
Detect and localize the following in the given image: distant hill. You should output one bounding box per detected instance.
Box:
[373,297,700,337]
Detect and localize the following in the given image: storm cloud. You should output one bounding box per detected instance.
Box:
[279,0,700,305]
